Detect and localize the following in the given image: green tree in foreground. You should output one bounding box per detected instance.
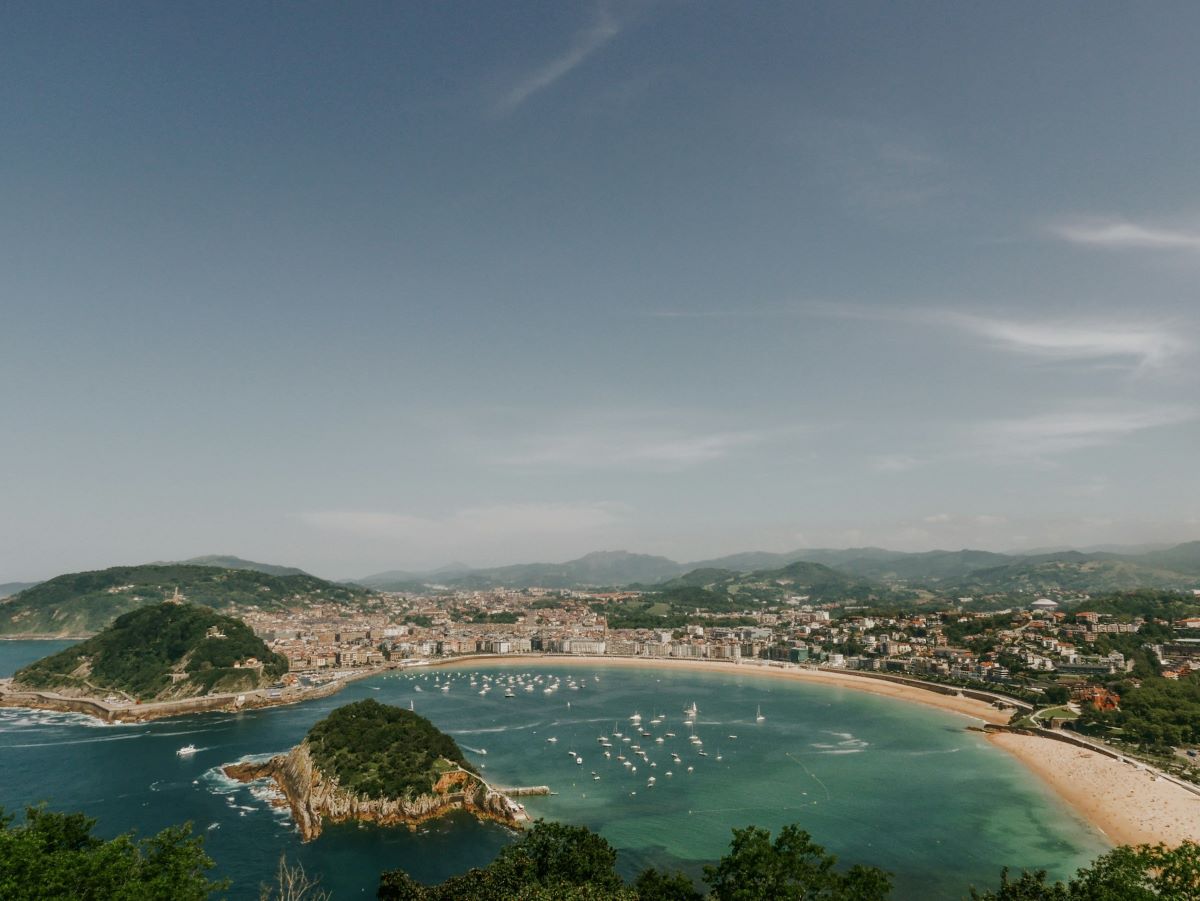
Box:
[702,824,892,901]
[378,820,888,900]
[378,820,635,901]
[634,866,705,900]
[971,841,1200,901]
[0,806,226,901]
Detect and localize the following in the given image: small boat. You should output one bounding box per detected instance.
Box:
[698,750,708,757]
[504,688,515,698]
[728,735,737,740]
[575,756,583,765]
[684,702,698,717]
[646,776,656,785]
[630,712,642,724]
[687,765,694,773]
[176,745,198,757]
[547,737,558,743]
[756,706,765,722]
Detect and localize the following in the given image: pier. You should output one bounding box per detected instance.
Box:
[494,785,551,797]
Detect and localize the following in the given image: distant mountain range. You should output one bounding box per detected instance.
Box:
[356,541,1200,594]
[4,542,1198,636]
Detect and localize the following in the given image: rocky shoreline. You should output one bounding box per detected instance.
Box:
[223,742,528,840]
[0,675,351,724]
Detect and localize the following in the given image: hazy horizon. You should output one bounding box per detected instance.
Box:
[4,3,1199,582]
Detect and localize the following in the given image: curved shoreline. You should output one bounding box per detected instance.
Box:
[407,654,1199,848]
[415,654,1016,724]
[6,650,1195,848]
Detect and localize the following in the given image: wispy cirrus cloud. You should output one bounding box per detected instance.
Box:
[1049,218,1200,251]
[973,405,1196,459]
[493,426,775,469]
[650,303,1188,371]
[942,313,1186,371]
[493,9,621,116]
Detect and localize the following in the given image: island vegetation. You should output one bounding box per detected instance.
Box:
[12,602,287,701]
[224,700,517,840]
[305,699,476,800]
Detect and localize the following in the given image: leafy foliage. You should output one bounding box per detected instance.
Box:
[702,824,892,900]
[970,841,1200,900]
[14,603,286,700]
[306,700,475,800]
[0,564,370,635]
[379,821,886,900]
[634,867,706,900]
[0,806,226,901]
[378,820,632,900]
[1080,673,1200,750]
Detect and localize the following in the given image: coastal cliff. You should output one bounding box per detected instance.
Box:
[225,741,525,840]
[222,700,531,840]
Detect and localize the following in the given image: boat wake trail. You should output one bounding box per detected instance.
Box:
[786,752,832,801]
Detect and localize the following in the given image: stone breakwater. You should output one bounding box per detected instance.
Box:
[223,743,528,841]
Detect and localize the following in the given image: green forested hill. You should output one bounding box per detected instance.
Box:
[306,700,475,799]
[0,564,371,636]
[174,555,311,577]
[952,556,1198,595]
[13,602,287,700]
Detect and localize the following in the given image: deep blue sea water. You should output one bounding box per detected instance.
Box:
[0,644,1108,899]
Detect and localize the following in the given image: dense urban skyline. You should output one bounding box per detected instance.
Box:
[3,2,1199,581]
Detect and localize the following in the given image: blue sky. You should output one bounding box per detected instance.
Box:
[3,2,1199,580]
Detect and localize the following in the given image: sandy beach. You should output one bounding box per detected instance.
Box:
[429,654,1013,724]
[988,732,1200,848]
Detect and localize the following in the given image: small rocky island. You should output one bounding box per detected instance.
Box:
[224,699,534,840]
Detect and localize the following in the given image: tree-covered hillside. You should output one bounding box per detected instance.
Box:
[306,700,476,800]
[175,555,310,577]
[13,603,287,700]
[0,564,371,636]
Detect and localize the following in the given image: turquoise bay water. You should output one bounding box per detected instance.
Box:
[0,644,1107,899]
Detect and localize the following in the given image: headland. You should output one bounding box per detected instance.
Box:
[223,699,537,840]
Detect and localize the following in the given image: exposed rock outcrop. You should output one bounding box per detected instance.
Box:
[224,742,525,840]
